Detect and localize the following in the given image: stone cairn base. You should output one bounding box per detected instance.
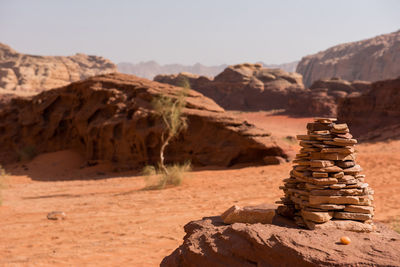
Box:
[277,118,374,230]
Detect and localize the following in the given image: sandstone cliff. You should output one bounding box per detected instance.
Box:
[297,30,400,87]
[155,63,305,111]
[0,43,117,95]
[0,73,289,167]
[287,78,371,117]
[338,76,400,141]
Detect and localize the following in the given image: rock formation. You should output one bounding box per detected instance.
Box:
[155,63,305,111]
[118,61,298,80]
[161,118,399,266]
[338,76,400,141]
[0,73,289,167]
[0,43,117,95]
[297,30,400,87]
[287,78,371,117]
[277,118,375,231]
[118,61,227,80]
[161,216,400,266]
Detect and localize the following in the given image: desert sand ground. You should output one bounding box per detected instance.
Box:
[1,114,400,266]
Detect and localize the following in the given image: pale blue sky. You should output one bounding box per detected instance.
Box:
[0,0,399,65]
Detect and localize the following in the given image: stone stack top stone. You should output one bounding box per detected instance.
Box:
[277,118,375,232]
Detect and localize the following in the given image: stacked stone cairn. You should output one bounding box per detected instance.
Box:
[277,118,374,230]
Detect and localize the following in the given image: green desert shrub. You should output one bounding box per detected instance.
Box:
[142,162,191,190]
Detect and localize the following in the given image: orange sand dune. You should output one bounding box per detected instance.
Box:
[1,114,399,266]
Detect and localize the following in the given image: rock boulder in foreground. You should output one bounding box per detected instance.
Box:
[161,216,400,267]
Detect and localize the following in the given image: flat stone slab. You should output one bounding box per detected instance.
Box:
[221,204,276,224]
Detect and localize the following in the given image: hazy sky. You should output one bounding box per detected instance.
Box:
[0,0,399,65]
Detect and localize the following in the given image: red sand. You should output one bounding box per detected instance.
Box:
[1,114,399,266]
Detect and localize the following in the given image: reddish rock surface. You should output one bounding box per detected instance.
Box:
[0,93,15,109]
[297,30,400,87]
[338,77,400,141]
[0,73,289,167]
[161,216,400,267]
[155,63,305,111]
[287,78,371,117]
[0,43,117,96]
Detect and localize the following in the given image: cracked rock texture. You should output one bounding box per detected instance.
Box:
[161,216,400,267]
[338,76,400,141]
[0,73,288,167]
[154,63,305,111]
[0,43,117,95]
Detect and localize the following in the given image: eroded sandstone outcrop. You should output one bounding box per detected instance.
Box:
[0,73,289,167]
[155,63,305,111]
[297,30,400,87]
[338,76,400,141]
[0,43,117,95]
[287,78,371,117]
[161,216,400,267]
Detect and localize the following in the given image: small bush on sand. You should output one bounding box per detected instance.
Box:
[151,88,188,173]
[17,145,37,161]
[142,87,191,190]
[144,87,190,189]
[143,162,191,190]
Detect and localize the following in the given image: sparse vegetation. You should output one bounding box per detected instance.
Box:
[142,87,191,190]
[17,145,37,161]
[0,165,7,206]
[143,162,191,190]
[151,88,188,173]
[177,76,191,89]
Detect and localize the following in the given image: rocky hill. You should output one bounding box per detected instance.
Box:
[297,30,400,87]
[0,73,289,167]
[155,63,305,111]
[118,61,298,80]
[338,76,400,141]
[0,43,117,95]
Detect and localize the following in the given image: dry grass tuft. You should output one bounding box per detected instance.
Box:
[0,165,7,206]
[142,162,191,190]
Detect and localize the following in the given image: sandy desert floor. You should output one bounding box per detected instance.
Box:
[1,114,400,266]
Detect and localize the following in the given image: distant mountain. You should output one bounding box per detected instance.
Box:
[117,60,298,79]
[297,30,400,87]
